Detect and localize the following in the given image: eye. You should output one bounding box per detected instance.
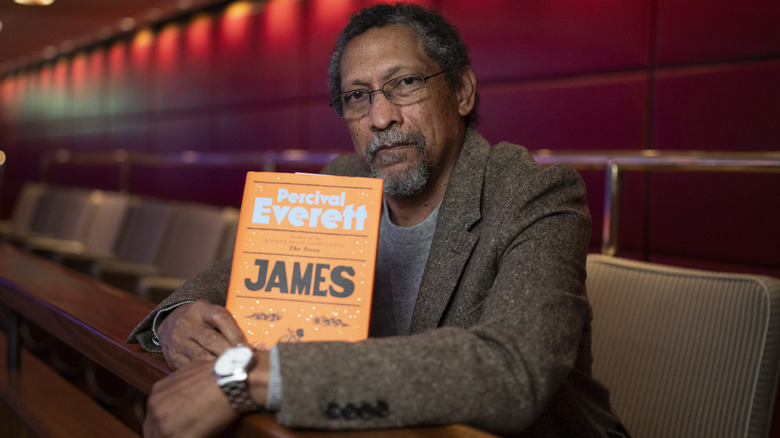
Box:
[343,90,368,103]
[389,75,425,98]
[397,75,422,87]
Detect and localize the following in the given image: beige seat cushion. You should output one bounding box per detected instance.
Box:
[587,254,780,438]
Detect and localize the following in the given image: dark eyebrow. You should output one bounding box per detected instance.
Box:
[342,66,407,90]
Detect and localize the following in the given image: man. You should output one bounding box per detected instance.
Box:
[131,3,627,437]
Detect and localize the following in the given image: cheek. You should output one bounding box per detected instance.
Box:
[348,123,369,153]
[405,104,433,133]
[418,94,457,132]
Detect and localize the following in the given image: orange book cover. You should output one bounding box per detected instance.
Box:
[226,171,383,350]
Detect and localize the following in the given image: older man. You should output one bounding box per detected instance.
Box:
[133,3,627,437]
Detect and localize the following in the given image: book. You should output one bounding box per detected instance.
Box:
[226,171,383,350]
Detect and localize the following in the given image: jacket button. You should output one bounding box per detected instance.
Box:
[374,400,389,418]
[324,403,341,419]
[342,403,359,420]
[359,403,374,420]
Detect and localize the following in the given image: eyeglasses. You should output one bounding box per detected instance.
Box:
[330,71,447,119]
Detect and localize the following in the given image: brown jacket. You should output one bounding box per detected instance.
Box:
[128,129,624,437]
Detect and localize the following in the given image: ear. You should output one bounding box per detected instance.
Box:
[455,66,477,117]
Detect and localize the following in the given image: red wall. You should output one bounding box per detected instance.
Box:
[1,0,779,277]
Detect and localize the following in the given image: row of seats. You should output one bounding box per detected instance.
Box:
[0,182,238,303]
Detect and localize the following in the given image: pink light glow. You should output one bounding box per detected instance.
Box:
[187,14,212,60]
[88,49,105,81]
[108,42,127,77]
[263,0,301,50]
[221,1,253,49]
[313,0,353,32]
[132,29,154,69]
[71,53,88,92]
[53,59,68,93]
[157,24,180,72]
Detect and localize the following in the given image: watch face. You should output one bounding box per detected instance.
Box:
[214,346,253,376]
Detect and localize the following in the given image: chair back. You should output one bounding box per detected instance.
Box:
[6,182,47,234]
[30,186,71,236]
[216,207,239,261]
[112,197,173,265]
[586,254,780,438]
[154,202,233,279]
[80,190,130,257]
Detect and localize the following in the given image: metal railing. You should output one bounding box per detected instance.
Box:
[534,150,780,255]
[35,147,780,257]
[39,148,341,193]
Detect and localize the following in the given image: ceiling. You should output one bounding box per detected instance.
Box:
[0,0,223,73]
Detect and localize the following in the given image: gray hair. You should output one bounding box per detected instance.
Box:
[328,3,479,127]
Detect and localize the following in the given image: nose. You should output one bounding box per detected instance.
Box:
[368,91,401,131]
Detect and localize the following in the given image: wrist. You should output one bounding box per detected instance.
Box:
[153,301,194,347]
[213,345,261,414]
[248,349,271,409]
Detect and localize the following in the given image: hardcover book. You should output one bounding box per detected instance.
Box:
[226,171,383,350]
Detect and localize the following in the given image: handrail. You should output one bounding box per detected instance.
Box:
[533,150,780,255]
[37,148,780,257]
[0,243,169,393]
[0,242,493,437]
[39,148,341,192]
[534,149,780,172]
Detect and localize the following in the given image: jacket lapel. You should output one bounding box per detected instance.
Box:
[409,129,489,334]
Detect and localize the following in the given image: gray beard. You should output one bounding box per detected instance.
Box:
[365,130,429,197]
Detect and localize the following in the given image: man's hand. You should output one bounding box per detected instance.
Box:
[144,349,272,438]
[143,359,237,438]
[158,300,247,369]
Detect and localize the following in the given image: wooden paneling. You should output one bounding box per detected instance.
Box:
[446,0,652,80]
[656,0,780,64]
[653,60,780,150]
[478,73,649,150]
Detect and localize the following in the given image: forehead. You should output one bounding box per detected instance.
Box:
[340,24,436,86]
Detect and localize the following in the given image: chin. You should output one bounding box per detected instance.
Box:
[372,162,429,197]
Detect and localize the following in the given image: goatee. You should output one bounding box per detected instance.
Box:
[365,130,429,197]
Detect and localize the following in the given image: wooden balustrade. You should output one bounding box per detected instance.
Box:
[0,243,492,437]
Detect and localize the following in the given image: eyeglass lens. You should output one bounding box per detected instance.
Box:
[332,72,444,118]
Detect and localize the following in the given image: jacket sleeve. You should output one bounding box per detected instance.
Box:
[126,257,233,351]
[272,163,593,435]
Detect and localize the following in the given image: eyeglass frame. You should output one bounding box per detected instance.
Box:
[329,70,448,118]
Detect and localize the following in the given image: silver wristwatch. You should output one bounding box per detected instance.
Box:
[213,344,258,414]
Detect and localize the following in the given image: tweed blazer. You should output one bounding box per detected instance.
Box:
[128,129,623,437]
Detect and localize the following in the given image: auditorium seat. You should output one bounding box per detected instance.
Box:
[0,181,47,240]
[91,197,176,291]
[135,203,239,303]
[28,186,93,240]
[25,189,130,262]
[586,254,780,438]
[0,181,239,303]
[216,207,239,260]
[0,184,83,246]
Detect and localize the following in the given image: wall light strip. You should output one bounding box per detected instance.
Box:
[14,0,56,5]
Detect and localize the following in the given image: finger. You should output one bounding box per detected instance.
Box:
[166,344,215,369]
[191,323,234,359]
[167,326,222,364]
[161,321,217,368]
[198,302,248,348]
[146,361,237,438]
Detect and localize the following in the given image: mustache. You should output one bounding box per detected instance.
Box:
[365,130,426,161]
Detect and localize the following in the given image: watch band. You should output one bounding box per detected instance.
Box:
[220,378,258,414]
